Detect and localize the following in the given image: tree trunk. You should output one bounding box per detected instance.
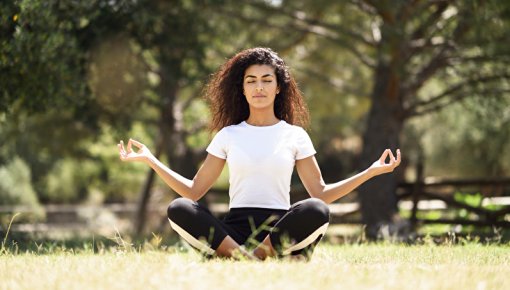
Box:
[133,138,163,236]
[158,69,198,180]
[133,62,200,235]
[358,63,405,240]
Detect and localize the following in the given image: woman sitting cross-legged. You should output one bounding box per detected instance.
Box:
[117,47,401,260]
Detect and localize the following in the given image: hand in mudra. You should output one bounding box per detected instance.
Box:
[117,139,153,163]
[368,149,401,177]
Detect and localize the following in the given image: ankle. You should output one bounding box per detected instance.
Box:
[234,246,260,261]
[253,247,268,260]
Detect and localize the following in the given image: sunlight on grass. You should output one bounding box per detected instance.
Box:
[1,243,509,290]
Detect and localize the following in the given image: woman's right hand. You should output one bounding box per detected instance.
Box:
[117,138,154,163]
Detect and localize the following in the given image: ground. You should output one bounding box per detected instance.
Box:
[1,242,509,290]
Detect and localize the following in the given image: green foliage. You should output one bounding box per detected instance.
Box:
[85,123,153,203]
[454,191,483,208]
[416,95,510,177]
[42,158,97,203]
[453,191,507,213]
[416,210,442,221]
[0,157,39,206]
[1,0,509,223]
[0,0,90,113]
[0,157,44,222]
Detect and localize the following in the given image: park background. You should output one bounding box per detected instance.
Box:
[1,0,510,246]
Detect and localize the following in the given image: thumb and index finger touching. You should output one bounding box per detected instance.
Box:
[379,149,402,167]
[117,138,145,156]
[126,138,144,152]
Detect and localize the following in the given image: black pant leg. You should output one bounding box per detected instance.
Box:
[167,198,230,254]
[269,198,330,257]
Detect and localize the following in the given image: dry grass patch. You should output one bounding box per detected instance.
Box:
[1,243,509,290]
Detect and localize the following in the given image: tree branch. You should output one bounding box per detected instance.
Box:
[403,43,453,96]
[397,0,432,23]
[447,54,510,65]
[216,7,377,68]
[247,0,376,47]
[404,7,472,95]
[407,88,510,118]
[294,66,346,92]
[406,10,458,61]
[348,0,378,16]
[361,0,390,20]
[409,1,449,42]
[405,74,510,117]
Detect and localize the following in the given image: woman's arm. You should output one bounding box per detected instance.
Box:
[296,149,401,204]
[118,139,225,201]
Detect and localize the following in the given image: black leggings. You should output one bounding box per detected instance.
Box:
[167,197,330,257]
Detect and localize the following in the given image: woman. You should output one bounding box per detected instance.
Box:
[118,47,401,260]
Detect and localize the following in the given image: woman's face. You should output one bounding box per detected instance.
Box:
[243,64,280,111]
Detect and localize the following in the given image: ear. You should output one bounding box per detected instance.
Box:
[276,86,280,94]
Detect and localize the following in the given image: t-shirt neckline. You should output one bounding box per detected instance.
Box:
[241,120,285,129]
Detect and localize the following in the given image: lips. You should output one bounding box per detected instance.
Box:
[253,94,265,98]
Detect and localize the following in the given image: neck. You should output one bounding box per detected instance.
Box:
[246,111,279,127]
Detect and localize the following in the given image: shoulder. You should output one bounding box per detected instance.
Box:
[281,121,310,136]
[218,122,244,134]
[212,122,245,139]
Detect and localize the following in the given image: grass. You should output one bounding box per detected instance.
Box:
[1,240,509,290]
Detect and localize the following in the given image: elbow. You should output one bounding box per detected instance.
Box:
[188,189,206,202]
[179,181,205,201]
[305,179,328,202]
[174,188,202,202]
[308,191,329,204]
[308,191,321,200]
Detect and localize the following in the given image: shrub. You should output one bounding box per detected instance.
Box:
[0,157,45,222]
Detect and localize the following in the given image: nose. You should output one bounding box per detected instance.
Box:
[256,86,263,92]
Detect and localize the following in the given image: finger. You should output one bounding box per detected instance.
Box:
[395,149,402,166]
[126,139,133,153]
[129,138,144,149]
[379,149,390,163]
[388,150,396,164]
[120,140,126,153]
[118,144,126,160]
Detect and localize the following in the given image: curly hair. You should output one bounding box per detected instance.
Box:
[204,47,310,132]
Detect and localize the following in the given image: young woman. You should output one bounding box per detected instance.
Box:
[117,47,401,260]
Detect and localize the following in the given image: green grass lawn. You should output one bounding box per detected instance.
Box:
[1,242,509,290]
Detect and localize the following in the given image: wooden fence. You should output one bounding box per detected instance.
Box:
[1,177,509,236]
[397,177,510,229]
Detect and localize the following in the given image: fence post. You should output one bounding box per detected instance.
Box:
[410,151,424,231]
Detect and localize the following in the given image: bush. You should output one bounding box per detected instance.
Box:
[0,157,45,222]
[42,158,99,203]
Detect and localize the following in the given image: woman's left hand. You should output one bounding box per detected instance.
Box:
[367,149,401,177]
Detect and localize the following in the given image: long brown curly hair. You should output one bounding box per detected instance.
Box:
[204,47,310,132]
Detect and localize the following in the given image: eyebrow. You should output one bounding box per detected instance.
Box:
[244,74,275,79]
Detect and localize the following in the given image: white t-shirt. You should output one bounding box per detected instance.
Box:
[206,120,316,210]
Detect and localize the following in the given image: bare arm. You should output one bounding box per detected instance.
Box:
[296,149,401,204]
[118,139,225,201]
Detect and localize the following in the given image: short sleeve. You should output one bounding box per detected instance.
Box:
[295,127,316,160]
[206,128,229,159]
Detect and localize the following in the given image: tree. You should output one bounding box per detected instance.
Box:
[1,0,311,235]
[227,0,510,239]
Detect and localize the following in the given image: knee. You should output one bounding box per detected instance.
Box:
[167,197,195,220]
[299,198,330,224]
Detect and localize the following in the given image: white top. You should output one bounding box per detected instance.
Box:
[206,120,316,210]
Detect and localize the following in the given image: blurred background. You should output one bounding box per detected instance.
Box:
[1,0,509,244]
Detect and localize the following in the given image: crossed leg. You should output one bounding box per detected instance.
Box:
[167,197,329,260]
